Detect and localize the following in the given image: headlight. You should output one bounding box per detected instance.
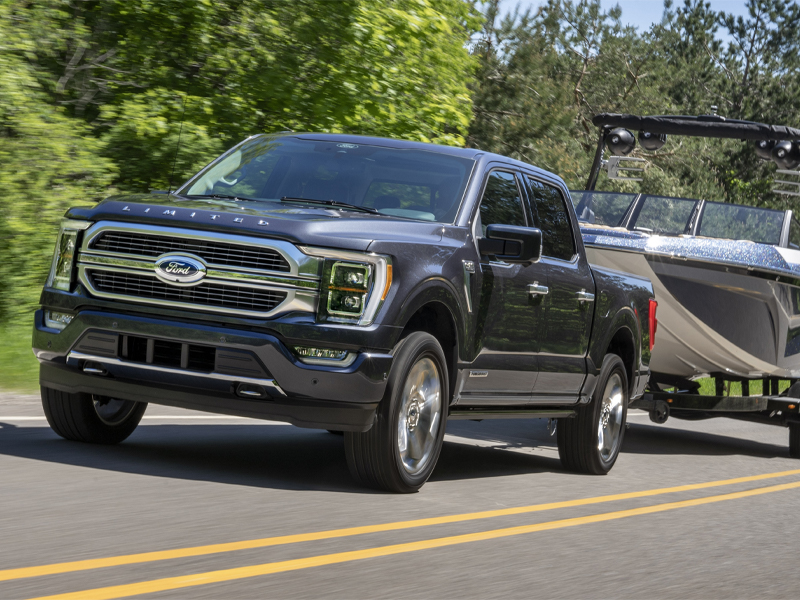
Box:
[45,219,92,292]
[299,247,392,326]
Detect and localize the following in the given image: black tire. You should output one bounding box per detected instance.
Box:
[344,332,448,493]
[327,430,344,435]
[41,386,147,445]
[557,354,628,475]
[790,423,800,459]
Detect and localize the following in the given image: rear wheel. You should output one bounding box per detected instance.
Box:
[790,423,800,458]
[41,386,147,445]
[345,332,447,493]
[557,354,628,474]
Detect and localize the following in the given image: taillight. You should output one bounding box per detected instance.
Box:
[648,298,658,351]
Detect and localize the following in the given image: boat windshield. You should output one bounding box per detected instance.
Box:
[697,202,784,245]
[178,135,475,223]
[634,195,698,235]
[571,190,788,245]
[569,191,637,226]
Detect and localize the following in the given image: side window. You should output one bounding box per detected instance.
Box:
[477,171,526,236]
[527,178,576,260]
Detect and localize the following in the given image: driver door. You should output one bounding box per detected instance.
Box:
[460,169,548,403]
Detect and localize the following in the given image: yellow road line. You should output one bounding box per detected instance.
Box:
[3,468,800,584]
[27,480,800,600]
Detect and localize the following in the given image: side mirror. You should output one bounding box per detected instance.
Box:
[478,224,542,264]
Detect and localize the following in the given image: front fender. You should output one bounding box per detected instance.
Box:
[387,277,467,357]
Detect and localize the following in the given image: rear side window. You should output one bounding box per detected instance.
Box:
[477,171,527,235]
[527,178,575,260]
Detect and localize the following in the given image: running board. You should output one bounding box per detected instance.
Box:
[449,408,576,420]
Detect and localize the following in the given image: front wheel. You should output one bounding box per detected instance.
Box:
[345,331,448,493]
[557,354,628,474]
[41,387,147,445]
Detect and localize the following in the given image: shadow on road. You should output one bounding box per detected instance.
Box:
[0,419,564,492]
[622,422,789,459]
[0,417,789,493]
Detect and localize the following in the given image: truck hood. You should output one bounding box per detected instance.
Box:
[66,194,448,252]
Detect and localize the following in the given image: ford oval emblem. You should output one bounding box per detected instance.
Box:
[154,254,206,285]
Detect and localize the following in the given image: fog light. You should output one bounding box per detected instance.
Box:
[45,311,74,331]
[294,346,356,367]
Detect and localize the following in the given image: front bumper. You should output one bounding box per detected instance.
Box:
[33,310,393,431]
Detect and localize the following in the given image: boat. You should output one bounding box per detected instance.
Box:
[573,113,800,389]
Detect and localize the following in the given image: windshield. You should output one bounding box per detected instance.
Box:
[178,136,474,223]
[697,201,784,244]
[633,195,699,235]
[570,191,637,226]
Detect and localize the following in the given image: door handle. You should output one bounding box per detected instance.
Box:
[528,282,549,296]
[576,290,595,302]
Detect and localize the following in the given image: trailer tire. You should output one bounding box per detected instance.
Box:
[790,423,800,459]
[557,354,628,475]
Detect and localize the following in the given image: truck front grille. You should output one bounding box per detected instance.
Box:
[91,230,291,272]
[88,271,287,313]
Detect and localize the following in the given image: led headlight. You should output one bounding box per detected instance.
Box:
[299,247,392,326]
[45,219,92,292]
[328,262,370,317]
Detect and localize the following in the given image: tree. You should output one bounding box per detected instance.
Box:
[0,1,115,322]
[11,0,481,192]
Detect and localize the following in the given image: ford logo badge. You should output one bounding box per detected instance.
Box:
[154,254,206,285]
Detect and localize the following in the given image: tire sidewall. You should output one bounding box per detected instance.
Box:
[590,354,629,472]
[380,332,449,490]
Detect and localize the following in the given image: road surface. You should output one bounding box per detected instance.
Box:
[1,392,798,599]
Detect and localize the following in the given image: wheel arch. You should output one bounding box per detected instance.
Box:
[391,278,464,401]
[587,304,641,398]
[605,325,636,396]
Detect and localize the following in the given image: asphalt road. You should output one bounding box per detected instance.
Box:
[1,392,799,599]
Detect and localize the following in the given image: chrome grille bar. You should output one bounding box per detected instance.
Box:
[92,231,291,272]
[77,221,321,318]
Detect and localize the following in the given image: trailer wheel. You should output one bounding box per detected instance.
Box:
[557,354,628,475]
[790,424,800,459]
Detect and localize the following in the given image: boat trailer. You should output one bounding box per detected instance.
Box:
[631,377,800,457]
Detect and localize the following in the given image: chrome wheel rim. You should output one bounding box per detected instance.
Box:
[92,396,136,426]
[597,373,625,463]
[397,357,442,476]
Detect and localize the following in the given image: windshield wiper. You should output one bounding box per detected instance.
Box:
[281,197,379,214]
[186,193,263,202]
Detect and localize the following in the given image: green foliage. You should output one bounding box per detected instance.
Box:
[469,0,800,207]
[0,2,116,325]
[17,0,480,192]
[0,326,39,393]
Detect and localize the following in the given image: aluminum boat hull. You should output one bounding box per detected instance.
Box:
[582,230,800,381]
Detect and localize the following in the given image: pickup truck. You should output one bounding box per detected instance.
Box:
[33,133,655,492]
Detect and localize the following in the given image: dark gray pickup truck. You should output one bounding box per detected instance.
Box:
[33,133,655,492]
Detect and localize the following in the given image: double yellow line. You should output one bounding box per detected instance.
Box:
[9,468,800,600]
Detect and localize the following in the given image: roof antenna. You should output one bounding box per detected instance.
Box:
[167,94,188,194]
